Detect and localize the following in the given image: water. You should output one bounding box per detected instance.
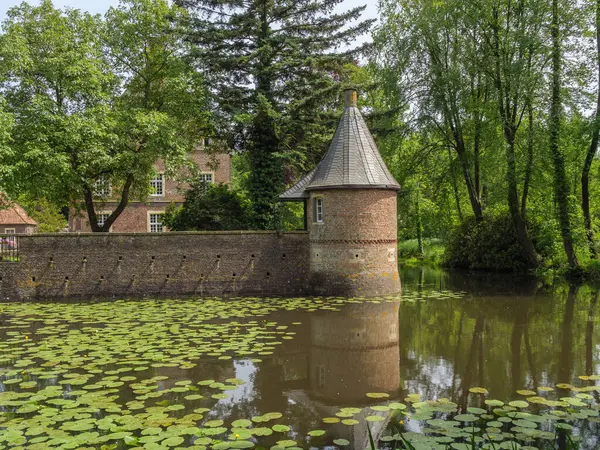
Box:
[0,266,599,449]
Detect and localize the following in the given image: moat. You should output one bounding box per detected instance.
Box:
[1,266,599,449]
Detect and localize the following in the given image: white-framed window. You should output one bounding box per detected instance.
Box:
[149,213,165,233]
[94,176,111,197]
[313,197,324,223]
[199,172,214,184]
[150,174,164,197]
[97,213,110,228]
[199,172,214,192]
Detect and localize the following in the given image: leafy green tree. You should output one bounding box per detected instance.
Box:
[375,0,492,223]
[176,0,374,228]
[0,100,13,188]
[0,0,209,232]
[549,0,579,269]
[582,0,600,259]
[482,0,549,269]
[164,183,253,231]
[18,195,67,232]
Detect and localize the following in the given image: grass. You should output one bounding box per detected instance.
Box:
[366,422,581,450]
[397,238,445,266]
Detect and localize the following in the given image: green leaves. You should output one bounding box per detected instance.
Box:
[0,0,209,229]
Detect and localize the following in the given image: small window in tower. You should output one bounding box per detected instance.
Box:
[317,365,325,388]
[313,197,324,223]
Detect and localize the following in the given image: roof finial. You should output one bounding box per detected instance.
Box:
[343,88,358,107]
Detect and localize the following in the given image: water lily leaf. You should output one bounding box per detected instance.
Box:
[469,387,488,394]
[366,392,389,398]
[322,417,340,424]
[455,414,477,422]
[485,399,504,407]
[227,441,255,448]
[341,419,359,425]
[272,424,290,432]
[508,401,529,408]
[388,402,407,410]
[308,429,326,436]
[123,435,139,446]
[370,405,390,412]
[333,438,350,446]
[232,419,252,428]
[365,415,385,422]
[204,420,224,428]
[516,390,536,396]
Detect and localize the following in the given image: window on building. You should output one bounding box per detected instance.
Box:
[150,174,164,196]
[199,172,214,192]
[94,176,111,197]
[313,197,324,223]
[97,213,110,228]
[149,213,165,233]
[316,365,325,388]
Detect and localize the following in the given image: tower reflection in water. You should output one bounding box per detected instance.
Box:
[285,301,401,448]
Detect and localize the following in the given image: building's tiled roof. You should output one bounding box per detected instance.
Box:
[0,196,38,226]
[280,90,400,201]
[279,167,317,200]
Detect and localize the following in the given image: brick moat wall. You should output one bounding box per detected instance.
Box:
[0,231,309,301]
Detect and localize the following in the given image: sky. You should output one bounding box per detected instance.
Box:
[0,0,379,30]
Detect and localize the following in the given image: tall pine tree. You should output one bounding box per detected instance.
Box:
[176,0,373,228]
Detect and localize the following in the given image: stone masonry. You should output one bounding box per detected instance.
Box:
[308,189,400,296]
[0,232,309,301]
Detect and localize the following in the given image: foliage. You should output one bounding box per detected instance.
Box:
[372,0,600,273]
[0,0,209,232]
[176,0,374,227]
[444,210,551,272]
[164,183,253,231]
[17,195,67,233]
[397,238,445,266]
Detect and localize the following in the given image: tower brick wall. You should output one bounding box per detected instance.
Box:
[308,189,401,297]
[309,302,400,403]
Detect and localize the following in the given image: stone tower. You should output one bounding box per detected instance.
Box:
[280,89,401,296]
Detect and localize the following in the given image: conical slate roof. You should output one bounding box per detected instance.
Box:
[280,89,400,200]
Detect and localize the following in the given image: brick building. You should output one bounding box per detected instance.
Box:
[69,145,231,233]
[0,198,38,235]
[281,88,401,297]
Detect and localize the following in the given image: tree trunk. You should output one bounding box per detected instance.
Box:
[454,135,484,223]
[84,174,134,232]
[550,0,579,269]
[521,101,535,218]
[416,182,424,257]
[582,0,600,260]
[448,148,464,222]
[474,110,481,201]
[507,137,540,269]
[84,188,101,232]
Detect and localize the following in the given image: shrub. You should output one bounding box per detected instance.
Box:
[164,182,253,231]
[444,210,548,272]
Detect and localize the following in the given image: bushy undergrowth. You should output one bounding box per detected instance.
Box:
[397,238,445,266]
[444,211,551,272]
